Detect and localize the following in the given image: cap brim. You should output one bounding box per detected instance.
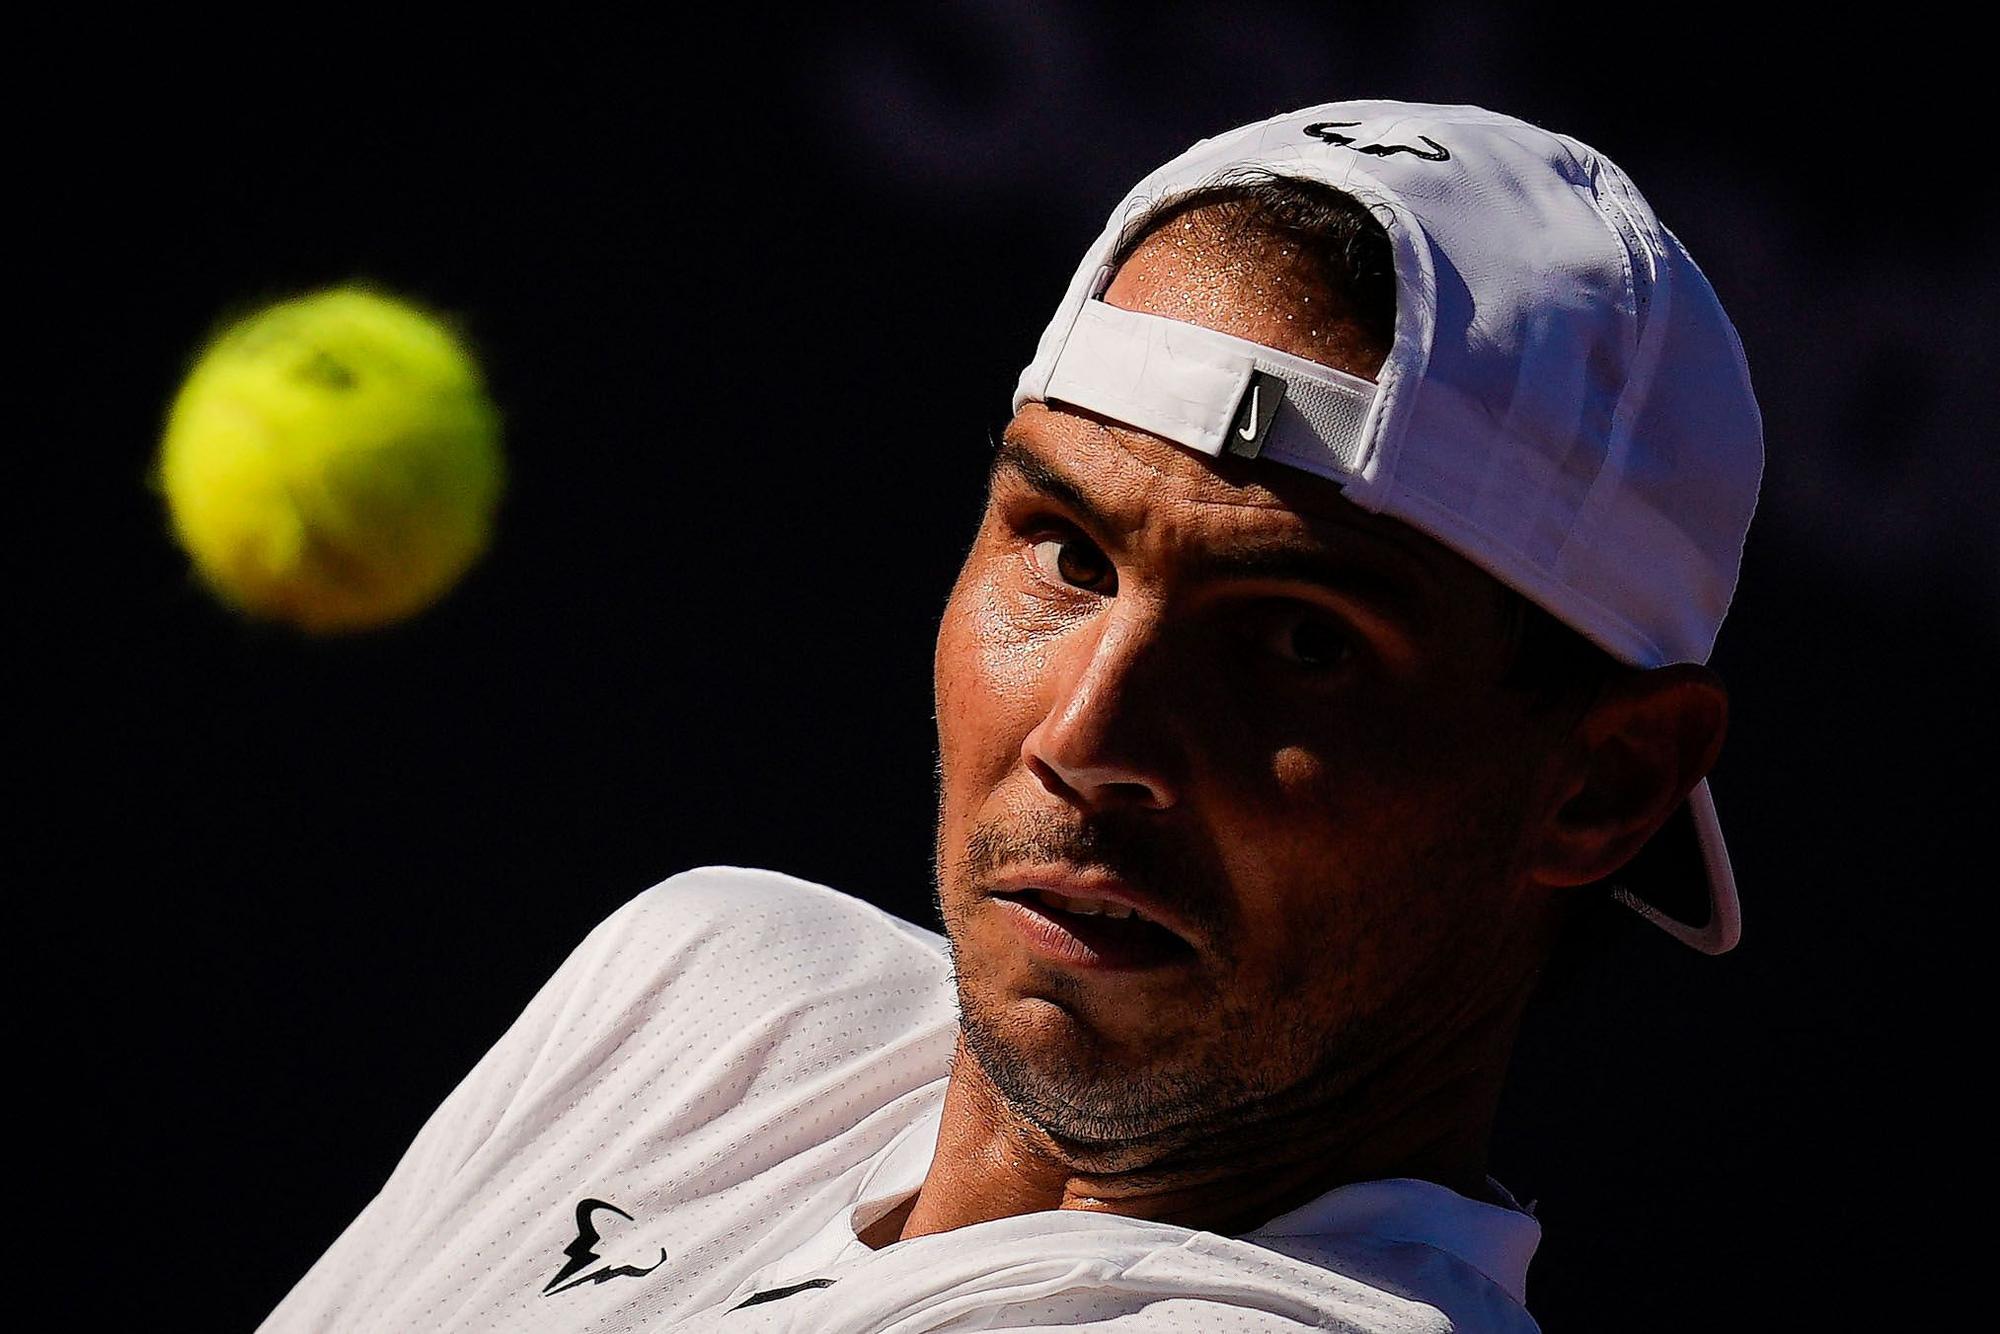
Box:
[1608,780,1742,955]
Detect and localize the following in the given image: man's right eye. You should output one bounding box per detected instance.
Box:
[1027,534,1114,592]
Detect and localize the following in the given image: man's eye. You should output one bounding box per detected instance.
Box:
[1276,615,1352,670]
[1028,535,1113,591]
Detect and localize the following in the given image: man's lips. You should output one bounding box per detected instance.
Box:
[984,872,1200,956]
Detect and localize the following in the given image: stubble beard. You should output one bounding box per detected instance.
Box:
[960,972,1318,1150]
[933,854,1360,1170]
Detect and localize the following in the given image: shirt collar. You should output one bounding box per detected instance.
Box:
[1245,1176,1542,1305]
[842,1093,1539,1305]
[846,1098,944,1238]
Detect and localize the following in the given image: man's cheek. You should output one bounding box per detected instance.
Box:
[943,613,1060,775]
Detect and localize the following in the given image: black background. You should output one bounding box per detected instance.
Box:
[30,7,1989,1330]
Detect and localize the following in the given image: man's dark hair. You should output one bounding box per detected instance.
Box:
[1113,169,1628,714]
[1111,168,1397,358]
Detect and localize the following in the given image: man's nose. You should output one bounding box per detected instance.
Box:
[1021,606,1181,812]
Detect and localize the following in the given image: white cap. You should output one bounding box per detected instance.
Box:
[1012,100,1762,954]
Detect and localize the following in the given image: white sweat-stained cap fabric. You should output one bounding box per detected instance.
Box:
[1012,100,1763,954]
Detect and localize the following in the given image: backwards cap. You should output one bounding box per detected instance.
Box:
[1012,100,1763,954]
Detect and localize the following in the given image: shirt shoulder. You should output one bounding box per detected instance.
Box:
[260,867,957,1334]
[611,864,948,967]
[529,863,953,1099]
[595,864,949,1006]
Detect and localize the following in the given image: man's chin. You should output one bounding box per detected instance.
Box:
[955,986,1228,1155]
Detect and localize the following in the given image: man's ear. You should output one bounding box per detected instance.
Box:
[1530,665,1729,889]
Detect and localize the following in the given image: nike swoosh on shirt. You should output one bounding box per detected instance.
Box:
[729,1277,838,1310]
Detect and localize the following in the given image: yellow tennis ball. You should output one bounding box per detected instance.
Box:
[155,286,504,633]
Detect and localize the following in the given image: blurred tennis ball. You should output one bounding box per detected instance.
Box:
[153,286,504,633]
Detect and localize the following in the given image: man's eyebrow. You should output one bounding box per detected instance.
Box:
[990,434,1429,630]
[988,436,1117,535]
[1190,539,1429,631]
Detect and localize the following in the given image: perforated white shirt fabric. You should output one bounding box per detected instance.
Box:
[261,866,1543,1332]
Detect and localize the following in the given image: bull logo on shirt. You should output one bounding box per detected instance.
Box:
[543,1198,668,1296]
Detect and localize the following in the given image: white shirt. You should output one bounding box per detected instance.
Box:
[262,867,1542,1332]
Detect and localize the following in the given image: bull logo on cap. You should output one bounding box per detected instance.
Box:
[1303,121,1450,162]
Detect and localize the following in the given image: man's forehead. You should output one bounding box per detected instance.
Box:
[1101,207,1386,383]
[997,194,1432,567]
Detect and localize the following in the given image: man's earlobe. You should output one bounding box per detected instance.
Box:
[1532,666,1729,889]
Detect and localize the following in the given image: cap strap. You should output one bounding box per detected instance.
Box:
[1609,780,1743,955]
[1041,300,1376,482]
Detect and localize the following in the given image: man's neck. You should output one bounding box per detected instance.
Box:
[866,1022,1520,1249]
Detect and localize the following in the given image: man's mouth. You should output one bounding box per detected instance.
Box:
[990,885,1197,970]
[1026,887,1144,920]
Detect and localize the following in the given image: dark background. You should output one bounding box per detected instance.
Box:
[31,7,1987,1330]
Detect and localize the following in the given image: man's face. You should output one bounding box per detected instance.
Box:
[931,218,1574,1160]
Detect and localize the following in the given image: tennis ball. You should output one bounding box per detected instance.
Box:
[155,286,504,633]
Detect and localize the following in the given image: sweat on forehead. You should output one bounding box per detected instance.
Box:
[1103,183,1396,381]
